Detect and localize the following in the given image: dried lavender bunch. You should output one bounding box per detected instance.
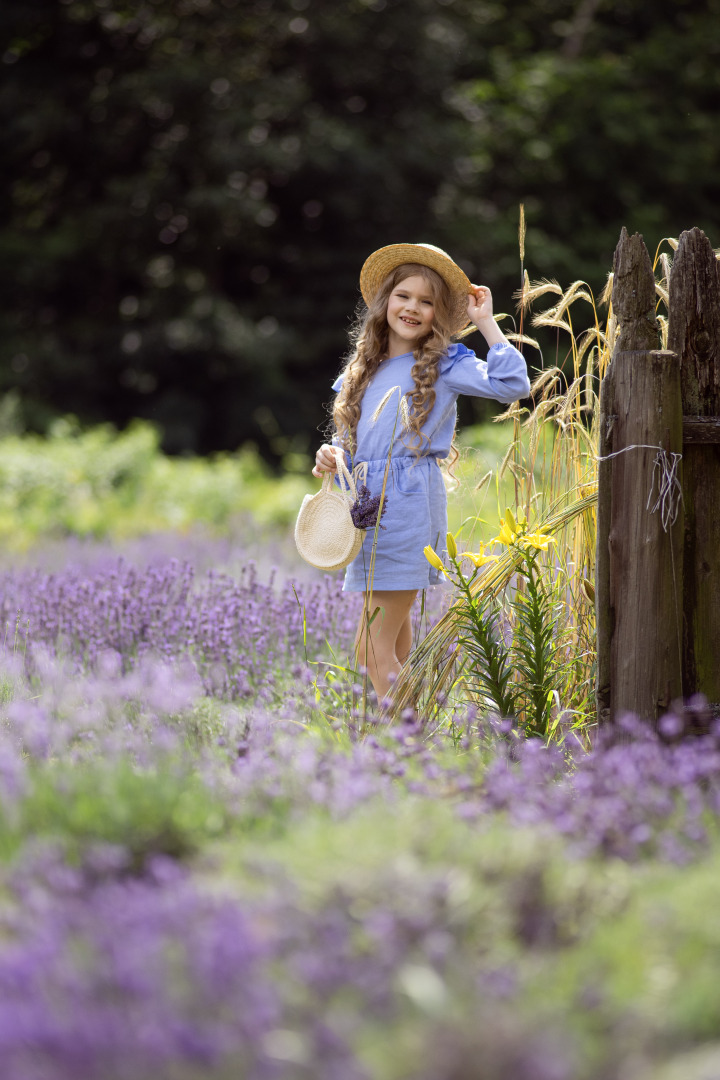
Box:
[350,485,388,530]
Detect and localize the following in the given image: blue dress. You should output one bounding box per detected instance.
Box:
[332,342,531,592]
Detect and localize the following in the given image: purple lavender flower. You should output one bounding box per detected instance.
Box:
[4,528,720,1080]
[350,486,388,531]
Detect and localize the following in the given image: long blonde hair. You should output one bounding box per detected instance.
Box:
[332,263,458,462]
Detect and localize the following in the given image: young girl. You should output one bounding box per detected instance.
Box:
[312,243,531,701]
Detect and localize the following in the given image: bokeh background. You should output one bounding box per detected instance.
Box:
[3,0,720,465]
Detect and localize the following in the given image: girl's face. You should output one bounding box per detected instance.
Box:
[385,274,436,356]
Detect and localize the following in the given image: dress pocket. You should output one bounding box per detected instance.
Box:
[393,461,428,496]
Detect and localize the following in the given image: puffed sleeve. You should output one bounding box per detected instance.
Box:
[438,342,531,403]
[329,375,350,462]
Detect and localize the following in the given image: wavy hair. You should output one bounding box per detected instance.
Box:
[332,264,459,468]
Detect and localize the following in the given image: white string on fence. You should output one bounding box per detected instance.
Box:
[647,450,683,532]
[595,444,683,533]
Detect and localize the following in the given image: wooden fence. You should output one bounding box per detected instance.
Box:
[596,226,720,726]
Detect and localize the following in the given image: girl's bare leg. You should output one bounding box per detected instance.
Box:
[396,613,413,665]
[355,589,418,700]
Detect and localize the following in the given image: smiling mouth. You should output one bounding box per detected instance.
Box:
[400,317,421,326]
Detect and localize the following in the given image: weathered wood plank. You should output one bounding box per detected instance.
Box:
[597,229,683,726]
[595,357,614,727]
[607,348,683,723]
[682,416,720,443]
[612,227,661,353]
[668,227,720,708]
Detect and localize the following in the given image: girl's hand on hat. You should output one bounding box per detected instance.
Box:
[468,285,510,347]
[312,444,339,477]
[467,285,493,325]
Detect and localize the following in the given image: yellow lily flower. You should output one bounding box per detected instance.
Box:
[459,544,500,568]
[493,519,517,547]
[520,530,557,551]
[423,546,445,573]
[492,508,526,548]
[446,531,458,559]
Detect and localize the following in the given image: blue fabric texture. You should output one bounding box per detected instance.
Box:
[332,342,530,593]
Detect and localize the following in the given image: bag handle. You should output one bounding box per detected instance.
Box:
[353,460,368,489]
[321,446,358,507]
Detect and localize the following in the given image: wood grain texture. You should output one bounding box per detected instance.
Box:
[668,228,720,707]
[612,226,661,353]
[682,417,720,444]
[595,358,614,727]
[597,230,682,726]
[607,348,683,722]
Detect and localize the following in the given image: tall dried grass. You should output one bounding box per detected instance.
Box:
[393,238,677,738]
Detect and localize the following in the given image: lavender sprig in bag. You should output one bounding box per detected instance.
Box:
[350,486,388,531]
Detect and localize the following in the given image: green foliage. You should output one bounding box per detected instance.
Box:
[0,756,228,869]
[449,417,556,546]
[0,411,546,550]
[0,504,718,1074]
[174,696,235,749]
[0,417,311,547]
[2,0,719,455]
[11,728,720,1074]
[451,569,517,720]
[511,550,564,735]
[439,514,570,738]
[224,796,720,1077]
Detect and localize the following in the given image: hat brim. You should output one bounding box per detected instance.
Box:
[359,243,472,335]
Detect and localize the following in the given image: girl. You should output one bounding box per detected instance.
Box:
[313,243,531,701]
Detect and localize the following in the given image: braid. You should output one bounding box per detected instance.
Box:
[332,264,455,459]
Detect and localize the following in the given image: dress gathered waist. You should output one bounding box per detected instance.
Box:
[341,451,448,593]
[352,454,442,469]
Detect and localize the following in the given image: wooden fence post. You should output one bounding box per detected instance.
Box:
[596,229,684,725]
[668,227,720,714]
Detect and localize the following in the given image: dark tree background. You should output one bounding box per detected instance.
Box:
[2,0,719,461]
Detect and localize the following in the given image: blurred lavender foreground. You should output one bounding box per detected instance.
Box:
[2,535,720,1079]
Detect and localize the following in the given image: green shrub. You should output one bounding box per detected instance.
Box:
[0,417,311,546]
[1,756,228,869]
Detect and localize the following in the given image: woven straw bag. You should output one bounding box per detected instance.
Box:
[295,448,365,572]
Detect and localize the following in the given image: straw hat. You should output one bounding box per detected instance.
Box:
[359,243,472,334]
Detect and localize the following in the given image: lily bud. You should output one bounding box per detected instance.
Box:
[581,578,596,604]
[423,546,445,573]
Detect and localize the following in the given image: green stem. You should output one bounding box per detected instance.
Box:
[450,558,516,719]
[512,551,557,737]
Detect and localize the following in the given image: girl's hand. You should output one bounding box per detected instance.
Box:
[312,444,338,477]
[467,285,493,325]
[468,284,508,347]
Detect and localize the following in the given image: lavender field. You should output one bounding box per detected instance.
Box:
[2,527,720,1080]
